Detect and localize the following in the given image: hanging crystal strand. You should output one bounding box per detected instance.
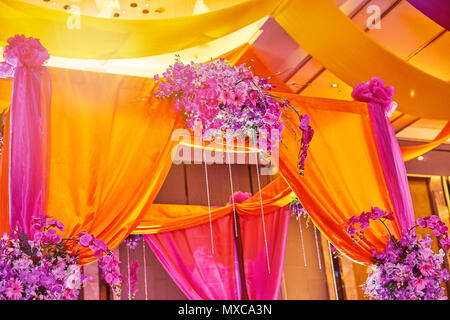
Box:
[328,241,339,300]
[142,239,149,300]
[202,140,215,254]
[298,217,307,267]
[254,151,271,274]
[226,149,238,238]
[313,225,322,269]
[126,245,131,300]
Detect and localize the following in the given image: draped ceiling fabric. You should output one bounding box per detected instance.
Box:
[0,0,281,59]
[273,0,450,120]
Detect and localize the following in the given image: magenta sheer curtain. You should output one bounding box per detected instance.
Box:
[0,35,51,236]
[144,214,242,300]
[368,105,415,231]
[239,207,290,300]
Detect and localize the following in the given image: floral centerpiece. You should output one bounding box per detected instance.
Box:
[0,215,122,300]
[347,207,450,300]
[154,59,314,175]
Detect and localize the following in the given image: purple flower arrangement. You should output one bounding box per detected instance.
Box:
[347,207,450,300]
[122,234,144,250]
[0,215,122,300]
[154,59,314,175]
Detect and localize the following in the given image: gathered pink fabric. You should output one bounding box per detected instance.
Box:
[144,214,242,300]
[352,78,415,232]
[0,35,51,236]
[239,207,290,300]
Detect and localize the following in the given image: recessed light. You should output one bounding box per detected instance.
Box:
[410,90,415,97]
[331,83,338,88]
[417,156,424,161]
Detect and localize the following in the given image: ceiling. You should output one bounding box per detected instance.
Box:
[252,0,449,146]
[3,0,449,147]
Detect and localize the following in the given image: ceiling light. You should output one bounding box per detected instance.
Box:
[417,156,424,161]
[331,83,338,88]
[410,90,415,97]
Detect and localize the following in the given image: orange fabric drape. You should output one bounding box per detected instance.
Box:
[134,176,295,234]
[42,67,183,264]
[400,121,450,162]
[276,94,401,264]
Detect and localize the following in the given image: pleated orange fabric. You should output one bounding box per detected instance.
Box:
[44,68,183,264]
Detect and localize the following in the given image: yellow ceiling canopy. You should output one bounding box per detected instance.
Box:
[0,0,281,59]
[274,0,450,120]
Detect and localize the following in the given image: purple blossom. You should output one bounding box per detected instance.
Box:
[346,209,450,300]
[154,59,313,175]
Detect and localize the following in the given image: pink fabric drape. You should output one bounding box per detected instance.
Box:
[352,77,415,231]
[0,35,51,236]
[144,214,242,300]
[239,207,290,300]
[368,105,415,231]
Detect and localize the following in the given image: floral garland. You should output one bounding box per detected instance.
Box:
[347,208,450,300]
[154,59,314,175]
[0,215,122,300]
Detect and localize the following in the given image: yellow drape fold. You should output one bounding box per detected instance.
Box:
[0,0,280,59]
[273,0,450,120]
[400,121,450,161]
